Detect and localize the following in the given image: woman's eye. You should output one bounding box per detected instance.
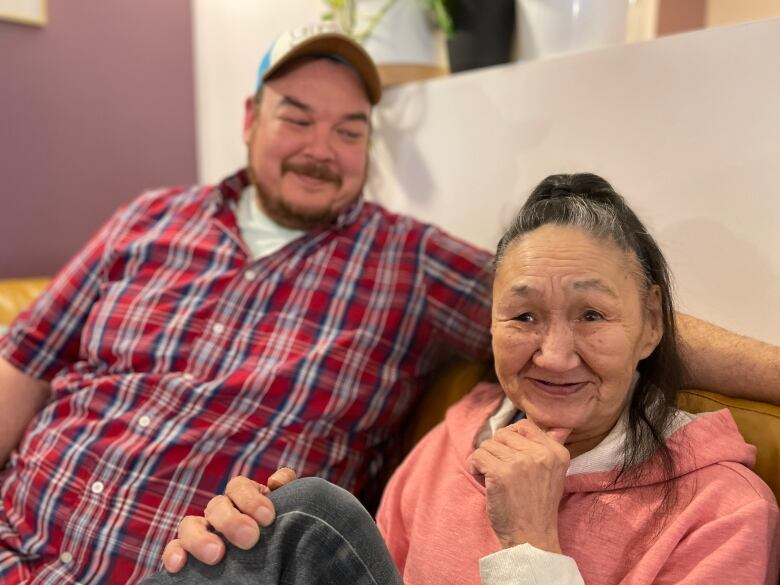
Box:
[581,310,604,322]
[513,312,535,323]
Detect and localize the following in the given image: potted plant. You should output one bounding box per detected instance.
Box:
[444,0,516,73]
[321,0,449,86]
[322,0,453,40]
[423,0,454,37]
[322,0,400,43]
[321,0,513,80]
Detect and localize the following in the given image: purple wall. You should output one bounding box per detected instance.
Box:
[0,0,197,278]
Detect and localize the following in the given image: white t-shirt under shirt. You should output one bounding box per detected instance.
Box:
[233,186,304,260]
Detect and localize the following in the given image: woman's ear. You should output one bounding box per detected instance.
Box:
[639,285,663,359]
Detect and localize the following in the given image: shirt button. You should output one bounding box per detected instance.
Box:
[91,481,105,495]
[244,270,257,281]
[212,323,225,335]
[138,415,151,428]
[60,551,73,564]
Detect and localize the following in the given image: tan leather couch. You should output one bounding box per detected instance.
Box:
[1,278,779,503]
[0,277,51,327]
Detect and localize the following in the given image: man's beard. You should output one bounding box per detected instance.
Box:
[248,163,353,230]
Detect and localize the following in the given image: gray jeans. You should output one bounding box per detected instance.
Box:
[141,477,404,584]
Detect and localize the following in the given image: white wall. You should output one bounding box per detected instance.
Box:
[192,0,323,183]
[193,8,780,345]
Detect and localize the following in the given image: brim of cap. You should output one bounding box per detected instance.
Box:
[261,33,382,105]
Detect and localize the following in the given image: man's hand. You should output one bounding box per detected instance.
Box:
[161,468,297,573]
[469,419,570,553]
[0,357,51,467]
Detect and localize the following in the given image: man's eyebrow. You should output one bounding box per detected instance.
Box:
[343,112,370,124]
[278,95,369,124]
[278,95,312,113]
[572,278,618,298]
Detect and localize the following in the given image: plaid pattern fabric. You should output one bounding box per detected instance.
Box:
[0,169,492,583]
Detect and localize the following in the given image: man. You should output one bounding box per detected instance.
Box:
[0,23,778,584]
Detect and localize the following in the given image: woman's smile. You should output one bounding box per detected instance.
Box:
[527,377,589,397]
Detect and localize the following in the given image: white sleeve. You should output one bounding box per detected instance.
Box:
[479,543,585,585]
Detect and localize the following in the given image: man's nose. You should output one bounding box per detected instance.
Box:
[303,125,335,161]
[532,321,580,372]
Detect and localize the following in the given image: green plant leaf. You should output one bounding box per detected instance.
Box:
[421,0,454,37]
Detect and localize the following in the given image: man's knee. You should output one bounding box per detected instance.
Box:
[140,478,392,585]
[269,476,370,527]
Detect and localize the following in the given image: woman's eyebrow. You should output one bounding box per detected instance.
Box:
[572,278,618,298]
[507,284,538,298]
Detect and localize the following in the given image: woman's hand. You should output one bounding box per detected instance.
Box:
[161,468,297,572]
[469,419,570,553]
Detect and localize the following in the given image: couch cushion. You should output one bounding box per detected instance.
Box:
[0,277,51,330]
[678,389,780,501]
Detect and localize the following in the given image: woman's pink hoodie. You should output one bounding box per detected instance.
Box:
[377,383,779,584]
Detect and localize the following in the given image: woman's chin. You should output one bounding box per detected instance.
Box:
[523,410,585,434]
[516,393,590,430]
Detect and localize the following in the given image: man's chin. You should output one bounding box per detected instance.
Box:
[262,200,341,230]
[252,174,362,230]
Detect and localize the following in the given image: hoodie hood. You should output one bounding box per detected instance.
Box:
[444,382,757,495]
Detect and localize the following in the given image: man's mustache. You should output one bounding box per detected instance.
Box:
[282,161,342,186]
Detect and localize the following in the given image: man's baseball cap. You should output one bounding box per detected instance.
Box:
[256,22,382,105]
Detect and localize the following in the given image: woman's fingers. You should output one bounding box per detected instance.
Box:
[499,419,572,454]
[546,427,572,444]
[507,417,567,441]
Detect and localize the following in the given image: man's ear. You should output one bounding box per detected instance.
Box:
[639,285,663,360]
[243,97,258,144]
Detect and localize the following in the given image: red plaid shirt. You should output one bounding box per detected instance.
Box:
[0,169,492,583]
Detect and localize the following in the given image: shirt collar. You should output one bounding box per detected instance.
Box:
[474,395,523,447]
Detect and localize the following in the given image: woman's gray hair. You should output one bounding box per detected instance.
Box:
[496,173,686,508]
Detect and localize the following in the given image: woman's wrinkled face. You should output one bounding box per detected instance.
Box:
[491,224,662,455]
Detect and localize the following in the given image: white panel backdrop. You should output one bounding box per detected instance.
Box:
[192,5,780,345]
[192,0,323,183]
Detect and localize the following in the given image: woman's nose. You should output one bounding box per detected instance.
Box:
[532,321,580,372]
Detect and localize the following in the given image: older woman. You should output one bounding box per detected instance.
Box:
[146,174,779,584]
